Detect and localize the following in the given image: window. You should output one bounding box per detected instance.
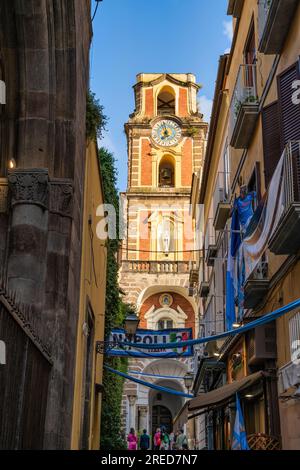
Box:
[278,63,300,147]
[157,87,176,116]
[247,162,261,208]
[244,20,256,90]
[262,102,281,188]
[223,140,231,200]
[159,155,175,187]
[81,306,95,450]
[289,312,300,363]
[244,20,256,65]
[157,318,173,330]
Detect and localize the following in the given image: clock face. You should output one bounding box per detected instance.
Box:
[152,120,182,147]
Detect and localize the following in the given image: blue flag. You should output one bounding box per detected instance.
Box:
[226,204,241,330]
[232,393,250,450]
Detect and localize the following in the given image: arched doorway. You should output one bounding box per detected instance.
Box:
[152,405,172,436]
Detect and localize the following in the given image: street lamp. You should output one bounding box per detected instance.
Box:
[183,371,194,393]
[96,310,140,355]
[124,311,140,337]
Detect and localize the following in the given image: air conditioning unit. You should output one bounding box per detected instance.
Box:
[248,323,277,366]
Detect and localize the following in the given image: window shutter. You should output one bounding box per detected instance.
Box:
[278,64,300,146]
[262,102,281,188]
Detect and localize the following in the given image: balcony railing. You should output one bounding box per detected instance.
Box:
[244,260,269,309]
[247,433,281,450]
[213,172,231,231]
[258,0,272,48]
[229,64,259,149]
[205,218,217,267]
[227,0,244,18]
[122,260,196,274]
[258,0,299,55]
[199,257,210,298]
[269,141,300,254]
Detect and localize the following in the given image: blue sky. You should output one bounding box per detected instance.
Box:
[90,0,232,191]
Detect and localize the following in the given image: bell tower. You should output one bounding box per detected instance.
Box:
[119,74,208,435]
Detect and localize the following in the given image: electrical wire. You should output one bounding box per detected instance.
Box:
[89,223,99,288]
[91,0,101,22]
[117,297,300,350]
[104,365,194,399]
[122,247,202,254]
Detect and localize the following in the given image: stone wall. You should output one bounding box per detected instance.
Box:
[0,0,91,449]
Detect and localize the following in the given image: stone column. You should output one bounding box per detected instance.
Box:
[7,169,49,310]
[128,395,137,432]
[138,406,148,433]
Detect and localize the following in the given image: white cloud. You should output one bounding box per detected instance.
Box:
[198,95,213,123]
[223,20,233,42]
[98,130,117,154]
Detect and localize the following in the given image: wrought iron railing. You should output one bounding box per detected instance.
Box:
[247,433,281,450]
[205,218,216,249]
[213,171,231,214]
[214,171,231,206]
[229,64,258,141]
[258,0,272,43]
[281,141,300,211]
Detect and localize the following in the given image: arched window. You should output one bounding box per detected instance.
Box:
[157,87,175,116]
[157,318,174,330]
[159,155,175,188]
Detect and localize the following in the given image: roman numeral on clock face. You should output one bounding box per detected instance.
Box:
[151,119,182,147]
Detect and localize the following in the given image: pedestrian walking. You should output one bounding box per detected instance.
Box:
[160,426,170,450]
[176,429,188,450]
[169,431,175,450]
[153,427,161,450]
[127,428,138,450]
[139,429,150,450]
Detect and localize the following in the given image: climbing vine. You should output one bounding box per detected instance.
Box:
[98,147,129,450]
[86,90,107,141]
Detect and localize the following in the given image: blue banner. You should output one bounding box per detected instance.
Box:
[107,327,193,358]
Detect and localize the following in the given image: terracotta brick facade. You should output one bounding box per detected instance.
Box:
[178,88,188,117]
[145,88,154,117]
[181,138,193,186]
[139,291,195,336]
[141,139,152,186]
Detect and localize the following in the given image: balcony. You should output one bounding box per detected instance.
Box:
[227,0,244,18]
[122,260,196,274]
[248,433,281,450]
[258,0,299,55]
[205,218,217,267]
[199,281,209,298]
[244,260,269,309]
[229,64,259,149]
[269,141,300,255]
[213,172,231,231]
[189,268,199,285]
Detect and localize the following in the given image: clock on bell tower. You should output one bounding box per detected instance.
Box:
[122,73,208,265]
[119,75,208,435]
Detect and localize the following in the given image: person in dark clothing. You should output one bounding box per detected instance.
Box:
[139,429,150,450]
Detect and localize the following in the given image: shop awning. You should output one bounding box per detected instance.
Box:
[174,371,265,431]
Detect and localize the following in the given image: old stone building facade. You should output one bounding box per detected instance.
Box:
[184,0,300,451]
[119,73,208,439]
[0,1,105,450]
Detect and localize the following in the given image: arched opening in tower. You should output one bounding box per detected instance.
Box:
[159,155,175,188]
[157,87,176,116]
